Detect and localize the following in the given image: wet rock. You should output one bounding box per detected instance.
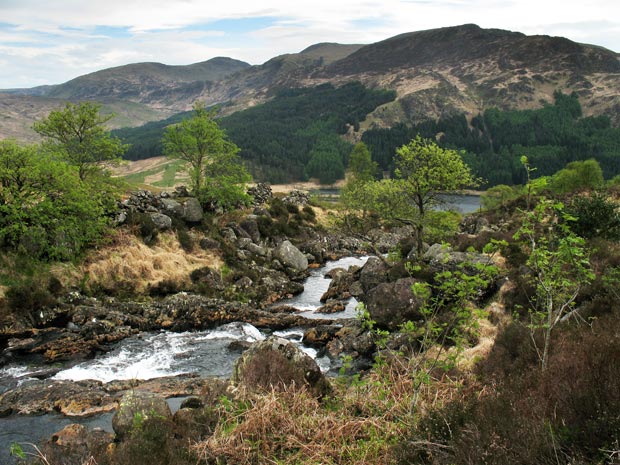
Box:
[42,424,113,465]
[0,379,116,416]
[112,391,172,440]
[232,336,331,397]
[320,268,356,302]
[180,396,204,409]
[303,325,342,346]
[316,301,346,314]
[365,278,429,330]
[273,240,308,272]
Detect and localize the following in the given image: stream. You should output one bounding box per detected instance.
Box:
[0,255,367,463]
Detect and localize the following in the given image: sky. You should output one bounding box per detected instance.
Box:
[0,0,619,89]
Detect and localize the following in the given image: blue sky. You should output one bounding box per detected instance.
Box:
[0,0,618,89]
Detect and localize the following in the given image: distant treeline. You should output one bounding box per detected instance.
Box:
[113,82,396,183]
[362,91,620,186]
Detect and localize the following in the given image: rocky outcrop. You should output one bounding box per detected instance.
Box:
[0,374,219,417]
[115,188,204,228]
[0,293,339,364]
[232,336,331,397]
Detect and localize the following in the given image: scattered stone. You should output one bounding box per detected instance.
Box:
[283,190,310,206]
[303,325,342,346]
[247,183,273,205]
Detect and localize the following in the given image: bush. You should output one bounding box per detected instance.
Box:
[566,192,620,240]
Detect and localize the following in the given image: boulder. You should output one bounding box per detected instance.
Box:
[149,213,172,231]
[182,197,204,223]
[160,198,184,217]
[232,336,330,397]
[273,240,308,272]
[365,278,428,330]
[359,256,389,293]
[112,391,172,440]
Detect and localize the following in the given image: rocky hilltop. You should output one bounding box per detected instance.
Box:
[2,24,620,141]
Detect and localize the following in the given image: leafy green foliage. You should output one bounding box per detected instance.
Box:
[566,192,620,240]
[363,92,620,186]
[513,199,594,370]
[0,140,114,260]
[33,101,127,180]
[549,158,604,193]
[162,103,251,209]
[304,140,345,184]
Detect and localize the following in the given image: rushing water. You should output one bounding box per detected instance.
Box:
[0,255,367,462]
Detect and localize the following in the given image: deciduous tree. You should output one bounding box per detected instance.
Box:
[393,136,478,254]
[33,102,126,180]
[163,103,251,209]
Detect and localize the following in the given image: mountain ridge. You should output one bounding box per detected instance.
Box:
[2,24,620,142]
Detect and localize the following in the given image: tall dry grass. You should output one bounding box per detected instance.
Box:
[80,229,221,295]
[193,356,472,465]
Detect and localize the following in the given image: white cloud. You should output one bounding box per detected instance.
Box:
[0,0,618,88]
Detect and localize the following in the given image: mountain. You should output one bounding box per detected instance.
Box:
[170,24,620,129]
[45,57,250,108]
[2,24,620,142]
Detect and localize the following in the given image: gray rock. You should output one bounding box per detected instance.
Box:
[182,197,203,223]
[112,391,172,440]
[161,198,183,216]
[273,240,308,272]
[149,213,172,230]
[359,256,389,293]
[240,216,261,243]
[366,278,428,330]
[232,336,330,397]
